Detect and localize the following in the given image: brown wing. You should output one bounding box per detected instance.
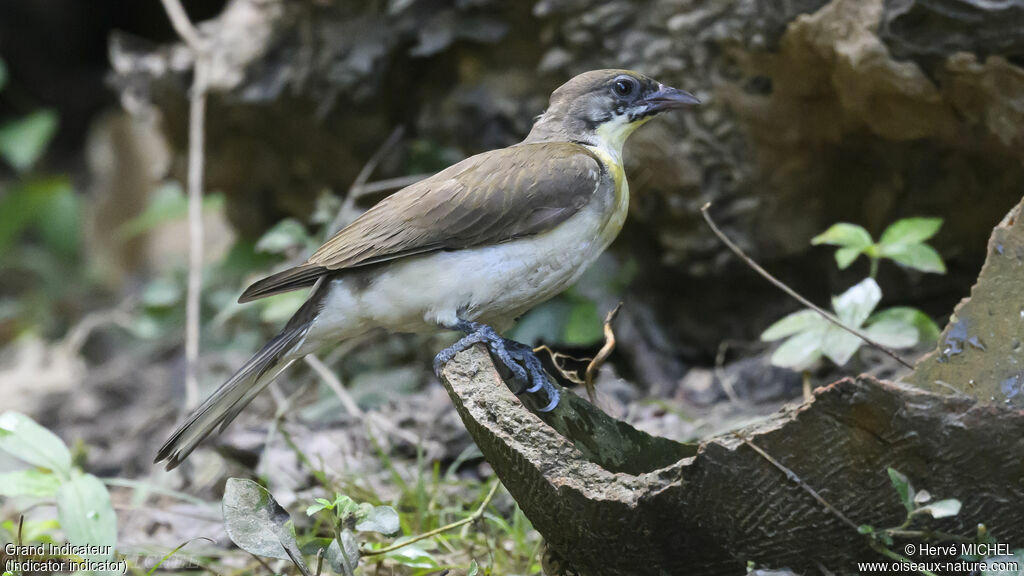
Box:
[239,142,604,303]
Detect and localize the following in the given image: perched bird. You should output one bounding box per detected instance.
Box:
[156,69,698,469]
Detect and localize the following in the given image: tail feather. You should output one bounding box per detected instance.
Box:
[155,325,308,470]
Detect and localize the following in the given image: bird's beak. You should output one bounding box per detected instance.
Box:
[641,84,701,114]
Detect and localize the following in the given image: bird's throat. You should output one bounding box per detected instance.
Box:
[593,115,650,163]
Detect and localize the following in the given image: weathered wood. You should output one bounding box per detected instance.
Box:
[441,352,1024,575]
[909,198,1024,406]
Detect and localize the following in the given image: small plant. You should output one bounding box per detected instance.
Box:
[761,278,936,371]
[858,467,963,547]
[762,218,944,378]
[222,477,497,575]
[0,411,117,567]
[812,217,945,278]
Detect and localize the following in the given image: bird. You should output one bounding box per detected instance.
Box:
[155,69,699,470]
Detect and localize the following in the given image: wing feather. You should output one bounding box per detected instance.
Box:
[238,142,603,302]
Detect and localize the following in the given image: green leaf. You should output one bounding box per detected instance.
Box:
[222,478,309,572]
[0,176,73,254]
[115,184,224,241]
[32,178,80,258]
[255,218,310,255]
[0,110,58,172]
[0,411,72,478]
[355,505,400,535]
[820,325,864,366]
[917,498,961,519]
[0,469,61,498]
[862,319,919,349]
[835,246,864,269]
[761,310,828,341]
[306,503,329,516]
[879,217,942,246]
[857,524,874,535]
[812,223,873,249]
[831,278,881,328]
[56,470,117,560]
[769,330,824,370]
[306,497,334,516]
[468,560,480,576]
[868,307,940,343]
[879,243,946,274]
[887,468,915,514]
[562,299,603,346]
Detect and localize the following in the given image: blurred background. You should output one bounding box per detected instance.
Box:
[1,0,1022,573]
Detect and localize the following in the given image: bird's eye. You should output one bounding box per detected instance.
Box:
[613,78,635,97]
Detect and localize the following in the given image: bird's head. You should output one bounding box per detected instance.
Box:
[525,69,699,156]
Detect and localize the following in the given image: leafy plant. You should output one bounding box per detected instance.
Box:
[859,467,966,573]
[812,218,945,278]
[761,278,930,371]
[223,479,409,575]
[0,412,117,565]
[762,217,944,376]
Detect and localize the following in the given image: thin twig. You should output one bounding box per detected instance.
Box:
[247,551,277,574]
[327,127,405,237]
[714,340,752,408]
[584,303,622,402]
[159,0,210,409]
[158,0,207,53]
[305,354,363,417]
[700,203,913,370]
[350,174,431,198]
[361,480,502,557]
[314,547,325,576]
[736,434,860,531]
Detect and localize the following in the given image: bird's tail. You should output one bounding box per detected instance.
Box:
[155,287,326,470]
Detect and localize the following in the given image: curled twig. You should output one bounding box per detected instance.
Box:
[531,303,622,403]
[700,203,913,370]
[584,303,622,402]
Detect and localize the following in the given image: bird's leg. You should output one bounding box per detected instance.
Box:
[433,319,560,412]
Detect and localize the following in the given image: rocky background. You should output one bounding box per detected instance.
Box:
[95,0,1024,387]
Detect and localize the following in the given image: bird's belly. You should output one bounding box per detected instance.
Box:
[318,198,624,336]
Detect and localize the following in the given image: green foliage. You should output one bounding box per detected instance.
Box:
[0,176,76,256]
[812,218,946,275]
[115,182,224,241]
[0,411,72,477]
[0,412,117,561]
[224,480,415,575]
[860,467,969,568]
[761,279,924,370]
[764,217,945,373]
[0,110,58,173]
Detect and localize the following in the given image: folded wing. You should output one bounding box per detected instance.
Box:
[239,142,603,303]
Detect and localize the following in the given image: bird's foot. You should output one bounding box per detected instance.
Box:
[433,320,559,412]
